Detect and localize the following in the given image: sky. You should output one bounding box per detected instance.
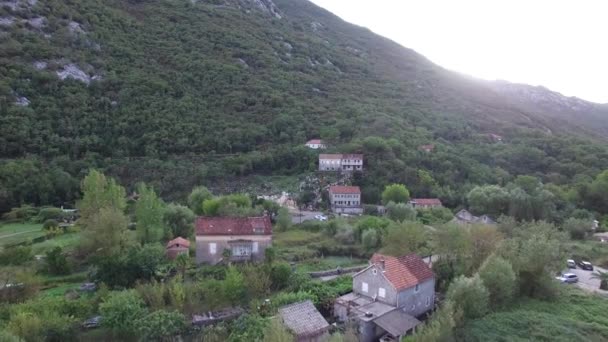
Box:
[309,0,608,104]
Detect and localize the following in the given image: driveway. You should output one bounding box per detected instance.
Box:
[563,265,608,295]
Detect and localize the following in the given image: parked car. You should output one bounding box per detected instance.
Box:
[578,261,594,271]
[567,259,576,269]
[314,214,327,221]
[556,273,579,284]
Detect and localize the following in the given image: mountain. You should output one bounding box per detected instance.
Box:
[0,0,607,210]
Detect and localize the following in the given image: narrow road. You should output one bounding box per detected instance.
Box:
[0,229,40,240]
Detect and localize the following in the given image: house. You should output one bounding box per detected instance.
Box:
[305,139,327,149]
[329,185,363,215]
[318,154,363,172]
[419,144,435,153]
[409,198,443,209]
[195,216,272,265]
[486,133,503,142]
[451,209,496,225]
[279,300,330,342]
[334,253,435,342]
[166,237,190,260]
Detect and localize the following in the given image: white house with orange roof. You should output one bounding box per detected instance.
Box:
[305,139,327,149]
[329,185,363,214]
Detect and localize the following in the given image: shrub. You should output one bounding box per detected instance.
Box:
[45,247,70,275]
[270,263,292,290]
[381,184,410,204]
[136,310,186,341]
[478,255,517,309]
[36,208,64,223]
[42,219,59,230]
[361,229,380,252]
[0,246,32,266]
[386,202,416,222]
[100,290,147,333]
[446,275,489,320]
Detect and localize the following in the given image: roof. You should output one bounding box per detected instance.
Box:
[342,154,363,159]
[195,216,272,236]
[329,185,361,194]
[279,300,330,338]
[410,198,442,206]
[369,253,434,291]
[419,144,435,151]
[373,310,421,337]
[319,153,343,159]
[166,237,190,249]
[306,139,323,144]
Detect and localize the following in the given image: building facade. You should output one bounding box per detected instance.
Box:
[195,216,272,265]
[329,185,363,214]
[409,198,443,209]
[334,253,435,342]
[318,154,363,172]
[166,237,190,260]
[305,139,327,149]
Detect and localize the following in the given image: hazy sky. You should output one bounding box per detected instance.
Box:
[309,0,608,103]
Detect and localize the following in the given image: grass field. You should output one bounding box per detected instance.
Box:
[460,287,608,341]
[0,222,44,247]
[295,256,366,272]
[32,232,81,254]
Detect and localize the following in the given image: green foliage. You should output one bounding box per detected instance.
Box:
[270,263,292,290]
[35,207,64,223]
[263,318,294,342]
[478,255,517,309]
[135,183,165,244]
[381,184,410,204]
[136,310,186,341]
[224,266,246,305]
[446,275,489,320]
[42,219,59,230]
[163,203,195,239]
[100,290,147,333]
[381,221,429,256]
[361,228,380,252]
[385,201,416,222]
[229,314,267,342]
[562,217,593,240]
[77,170,126,228]
[417,206,454,225]
[188,186,213,215]
[275,207,292,232]
[403,301,457,342]
[80,207,130,257]
[44,247,70,275]
[91,244,166,288]
[0,246,32,266]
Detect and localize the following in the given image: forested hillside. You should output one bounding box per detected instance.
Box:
[1,0,607,216]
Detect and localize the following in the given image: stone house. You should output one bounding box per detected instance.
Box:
[166,237,190,260]
[334,253,435,342]
[305,139,327,149]
[451,209,496,225]
[329,185,363,215]
[195,216,272,265]
[279,300,330,342]
[318,154,363,172]
[409,198,443,209]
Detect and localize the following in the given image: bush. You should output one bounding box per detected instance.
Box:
[45,247,70,275]
[42,219,59,230]
[270,263,292,290]
[446,275,489,320]
[361,229,380,252]
[100,290,147,333]
[136,310,186,341]
[478,255,517,309]
[0,246,32,266]
[36,208,64,223]
[1,205,39,222]
[381,184,410,204]
[386,202,416,222]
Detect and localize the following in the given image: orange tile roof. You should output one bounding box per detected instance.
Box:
[166,237,190,249]
[329,185,361,194]
[196,216,272,236]
[319,154,343,159]
[411,198,442,206]
[370,253,434,290]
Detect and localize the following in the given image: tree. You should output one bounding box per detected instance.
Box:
[361,229,380,252]
[467,225,504,271]
[446,275,489,319]
[188,186,213,215]
[80,207,130,257]
[263,318,294,342]
[562,217,593,240]
[174,253,191,280]
[77,170,126,228]
[382,221,428,256]
[385,202,416,222]
[403,300,457,342]
[163,203,195,238]
[478,255,517,309]
[467,185,509,217]
[45,247,70,275]
[136,310,186,341]
[381,184,410,204]
[591,270,608,290]
[100,290,147,333]
[135,183,165,244]
[270,263,292,290]
[275,207,292,231]
[224,266,246,305]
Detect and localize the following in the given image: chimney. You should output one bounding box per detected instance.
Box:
[379,258,385,271]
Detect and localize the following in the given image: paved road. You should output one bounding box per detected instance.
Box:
[563,266,608,295]
[290,210,324,224]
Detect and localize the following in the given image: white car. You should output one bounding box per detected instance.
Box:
[556,273,579,284]
[314,214,327,221]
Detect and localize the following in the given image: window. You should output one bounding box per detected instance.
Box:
[252,242,259,253]
[209,243,217,255]
[425,296,430,307]
[415,284,419,292]
[372,269,377,275]
[379,288,386,298]
[362,282,368,293]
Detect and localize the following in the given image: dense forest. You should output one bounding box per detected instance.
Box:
[1,0,607,223]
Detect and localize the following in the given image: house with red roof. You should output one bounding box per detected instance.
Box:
[166,237,190,260]
[319,154,363,172]
[334,253,435,342]
[409,198,443,209]
[305,139,327,149]
[329,185,363,215]
[195,216,272,265]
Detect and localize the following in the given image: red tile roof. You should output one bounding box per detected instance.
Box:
[370,253,434,290]
[419,144,435,151]
[319,154,343,160]
[196,216,272,236]
[306,139,323,144]
[411,198,442,206]
[166,237,190,249]
[329,185,361,194]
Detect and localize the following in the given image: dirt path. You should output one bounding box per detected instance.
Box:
[0,229,39,240]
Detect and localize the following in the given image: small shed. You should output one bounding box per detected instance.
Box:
[279,300,330,342]
[166,237,190,260]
